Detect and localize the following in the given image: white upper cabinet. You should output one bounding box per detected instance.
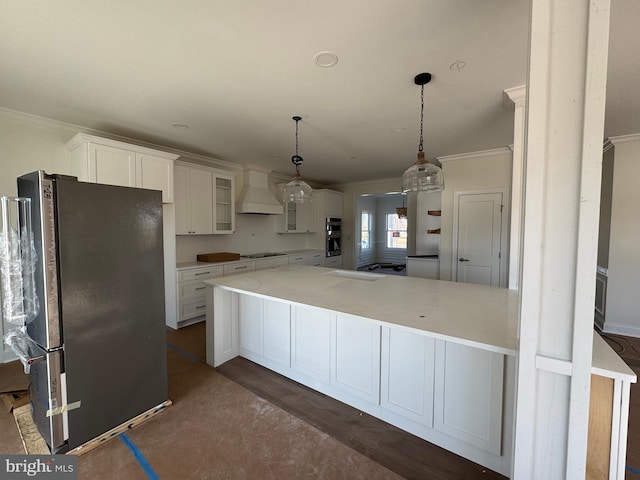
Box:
[174,162,236,235]
[278,198,316,233]
[214,175,235,234]
[65,133,178,203]
[315,189,343,219]
[324,190,343,218]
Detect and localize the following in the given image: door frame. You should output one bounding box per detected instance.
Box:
[451,187,510,287]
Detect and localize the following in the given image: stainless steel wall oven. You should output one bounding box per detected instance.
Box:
[326,217,341,257]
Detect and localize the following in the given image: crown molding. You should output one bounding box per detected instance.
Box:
[0,107,243,173]
[602,139,614,153]
[437,147,512,163]
[503,85,527,107]
[608,133,640,145]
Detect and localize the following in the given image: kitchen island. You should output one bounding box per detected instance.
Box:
[205,265,518,475]
[204,265,635,478]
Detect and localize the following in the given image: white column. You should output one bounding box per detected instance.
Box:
[513,0,611,479]
[504,86,526,291]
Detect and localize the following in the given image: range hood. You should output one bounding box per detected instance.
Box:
[236,166,283,215]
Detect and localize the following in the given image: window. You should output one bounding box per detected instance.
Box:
[361,212,371,250]
[386,213,407,249]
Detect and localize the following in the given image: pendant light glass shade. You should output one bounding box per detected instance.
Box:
[401,152,444,193]
[283,116,313,203]
[402,73,444,193]
[284,172,313,203]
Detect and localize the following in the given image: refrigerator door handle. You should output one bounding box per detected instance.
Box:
[4,328,46,373]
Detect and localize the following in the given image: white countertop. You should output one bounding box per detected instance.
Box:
[204,264,638,382]
[206,264,520,355]
[592,333,636,382]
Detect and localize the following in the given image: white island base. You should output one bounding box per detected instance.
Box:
[206,265,517,475]
[204,265,635,479]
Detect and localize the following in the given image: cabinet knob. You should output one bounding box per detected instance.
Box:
[459,258,470,262]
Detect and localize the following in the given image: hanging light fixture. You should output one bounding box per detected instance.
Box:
[401,73,444,193]
[283,115,313,203]
[396,193,407,218]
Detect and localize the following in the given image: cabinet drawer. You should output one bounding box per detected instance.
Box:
[179,266,223,282]
[223,262,256,276]
[180,282,208,301]
[180,300,207,321]
[288,255,307,264]
[255,256,289,271]
[307,252,325,266]
[325,256,342,268]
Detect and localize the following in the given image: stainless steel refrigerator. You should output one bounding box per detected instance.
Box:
[8,171,168,453]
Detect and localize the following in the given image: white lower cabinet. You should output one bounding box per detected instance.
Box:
[238,296,291,368]
[325,256,342,268]
[307,251,325,266]
[223,261,256,276]
[381,327,435,426]
[263,301,291,367]
[177,265,223,327]
[291,306,331,383]
[239,295,264,359]
[433,340,504,455]
[255,256,289,271]
[288,253,308,265]
[331,314,381,404]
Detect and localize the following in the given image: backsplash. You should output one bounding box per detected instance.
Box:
[175,213,318,263]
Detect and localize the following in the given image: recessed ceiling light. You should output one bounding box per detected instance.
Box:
[314,51,338,68]
[450,59,466,71]
[391,126,406,133]
[171,122,189,130]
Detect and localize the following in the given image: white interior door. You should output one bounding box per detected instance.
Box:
[454,191,506,286]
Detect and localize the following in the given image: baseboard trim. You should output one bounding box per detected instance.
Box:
[602,323,640,338]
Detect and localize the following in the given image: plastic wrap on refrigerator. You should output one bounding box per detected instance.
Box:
[1,196,40,372]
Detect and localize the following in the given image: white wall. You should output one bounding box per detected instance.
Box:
[604,134,640,336]
[438,148,512,281]
[0,112,76,362]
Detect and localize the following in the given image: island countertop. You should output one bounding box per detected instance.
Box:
[205,264,520,355]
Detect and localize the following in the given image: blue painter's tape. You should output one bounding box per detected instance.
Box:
[627,465,640,476]
[119,433,159,480]
[167,342,202,363]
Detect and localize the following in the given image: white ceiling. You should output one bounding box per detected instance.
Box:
[1,1,638,185]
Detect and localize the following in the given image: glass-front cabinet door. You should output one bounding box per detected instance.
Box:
[214,174,235,234]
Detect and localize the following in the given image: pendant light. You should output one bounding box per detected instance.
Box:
[283,116,313,203]
[401,73,444,193]
[396,193,407,219]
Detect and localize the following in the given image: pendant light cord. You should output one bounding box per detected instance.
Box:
[292,116,303,173]
[418,84,424,153]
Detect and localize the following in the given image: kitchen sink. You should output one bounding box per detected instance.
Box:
[241,252,288,259]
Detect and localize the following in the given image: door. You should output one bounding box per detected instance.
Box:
[454,190,506,286]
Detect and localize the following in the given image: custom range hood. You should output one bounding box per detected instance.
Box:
[236,166,283,215]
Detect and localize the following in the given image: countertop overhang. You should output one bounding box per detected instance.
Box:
[205,264,520,355]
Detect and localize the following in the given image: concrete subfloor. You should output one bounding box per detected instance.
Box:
[0,325,638,479]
